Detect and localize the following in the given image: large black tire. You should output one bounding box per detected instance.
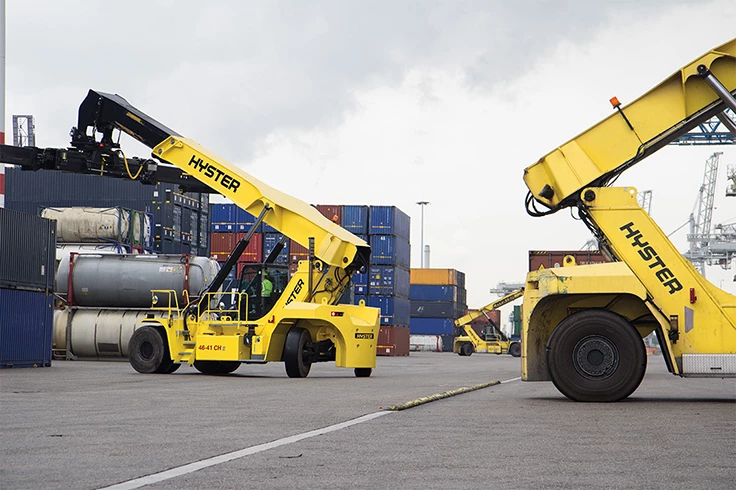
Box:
[354,368,372,378]
[460,343,473,357]
[194,360,223,375]
[128,326,173,374]
[217,361,241,374]
[509,342,521,358]
[163,363,181,374]
[284,327,312,378]
[546,310,646,402]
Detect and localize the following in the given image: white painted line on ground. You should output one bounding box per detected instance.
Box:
[100,376,522,489]
[98,411,392,490]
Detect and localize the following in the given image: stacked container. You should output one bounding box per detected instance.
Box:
[0,208,56,368]
[41,207,152,261]
[209,203,266,277]
[409,268,467,352]
[4,168,210,256]
[366,206,411,356]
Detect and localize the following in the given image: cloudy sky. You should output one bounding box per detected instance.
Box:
[5,1,736,315]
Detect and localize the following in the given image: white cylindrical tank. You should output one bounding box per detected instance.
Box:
[409,334,443,352]
[41,207,134,243]
[54,308,169,358]
[56,254,220,307]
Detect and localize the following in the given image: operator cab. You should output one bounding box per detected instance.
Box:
[237,263,289,319]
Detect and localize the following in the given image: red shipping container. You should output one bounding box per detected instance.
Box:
[289,240,309,265]
[210,232,237,255]
[315,205,342,225]
[236,232,263,263]
[462,309,501,337]
[528,250,608,272]
[376,325,410,357]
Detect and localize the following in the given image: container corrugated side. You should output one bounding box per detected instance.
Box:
[0,208,56,292]
[0,288,54,368]
[409,317,456,336]
[369,235,411,268]
[353,270,368,295]
[341,205,369,234]
[236,233,264,263]
[263,233,290,264]
[210,232,238,255]
[410,268,463,286]
[377,325,410,357]
[236,207,264,233]
[210,203,236,224]
[366,295,410,327]
[410,284,457,302]
[410,301,464,319]
[369,206,410,240]
[315,205,342,225]
[528,250,608,271]
[369,266,410,297]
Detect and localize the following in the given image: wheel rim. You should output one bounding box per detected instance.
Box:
[140,341,154,360]
[572,335,619,380]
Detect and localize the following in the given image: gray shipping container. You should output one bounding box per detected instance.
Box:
[0,208,57,292]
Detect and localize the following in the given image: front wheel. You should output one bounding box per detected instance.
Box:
[284,327,312,378]
[354,368,372,378]
[128,326,173,374]
[460,343,473,357]
[546,310,646,402]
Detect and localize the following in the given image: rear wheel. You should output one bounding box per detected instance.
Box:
[128,326,173,374]
[194,360,222,375]
[217,361,241,374]
[284,327,312,378]
[460,343,473,357]
[354,368,372,378]
[547,310,646,402]
[509,342,521,358]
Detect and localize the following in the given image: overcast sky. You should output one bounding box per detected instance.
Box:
[5,1,736,316]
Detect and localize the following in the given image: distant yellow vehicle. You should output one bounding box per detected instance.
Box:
[454,290,523,357]
[522,38,736,401]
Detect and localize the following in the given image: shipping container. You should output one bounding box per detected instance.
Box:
[172,205,182,242]
[369,265,410,297]
[410,284,457,302]
[210,203,236,224]
[263,233,290,264]
[528,250,608,271]
[369,206,411,240]
[315,204,342,225]
[440,334,455,352]
[236,232,264,263]
[235,207,264,233]
[341,205,369,235]
[464,309,502,338]
[410,268,465,286]
[0,288,54,368]
[289,240,310,265]
[210,232,238,255]
[0,208,57,292]
[366,295,410,327]
[376,325,410,357]
[410,317,456,336]
[409,334,444,352]
[353,269,368,295]
[370,235,411,268]
[410,301,464,319]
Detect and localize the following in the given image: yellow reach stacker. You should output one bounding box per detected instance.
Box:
[521,38,736,401]
[454,290,523,357]
[0,91,379,378]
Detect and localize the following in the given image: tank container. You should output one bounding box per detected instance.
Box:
[56,254,220,307]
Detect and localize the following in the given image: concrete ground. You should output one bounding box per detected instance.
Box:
[1,353,734,490]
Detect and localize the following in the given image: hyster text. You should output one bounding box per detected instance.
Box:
[620,222,683,294]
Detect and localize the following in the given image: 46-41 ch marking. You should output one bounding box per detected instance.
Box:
[198,344,226,351]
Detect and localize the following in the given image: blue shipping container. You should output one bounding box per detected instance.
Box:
[236,207,263,233]
[353,270,368,295]
[369,266,410,297]
[410,317,456,336]
[370,235,411,268]
[369,206,411,240]
[342,205,369,235]
[367,295,410,327]
[0,288,54,368]
[410,284,458,302]
[263,233,290,264]
[210,203,236,224]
